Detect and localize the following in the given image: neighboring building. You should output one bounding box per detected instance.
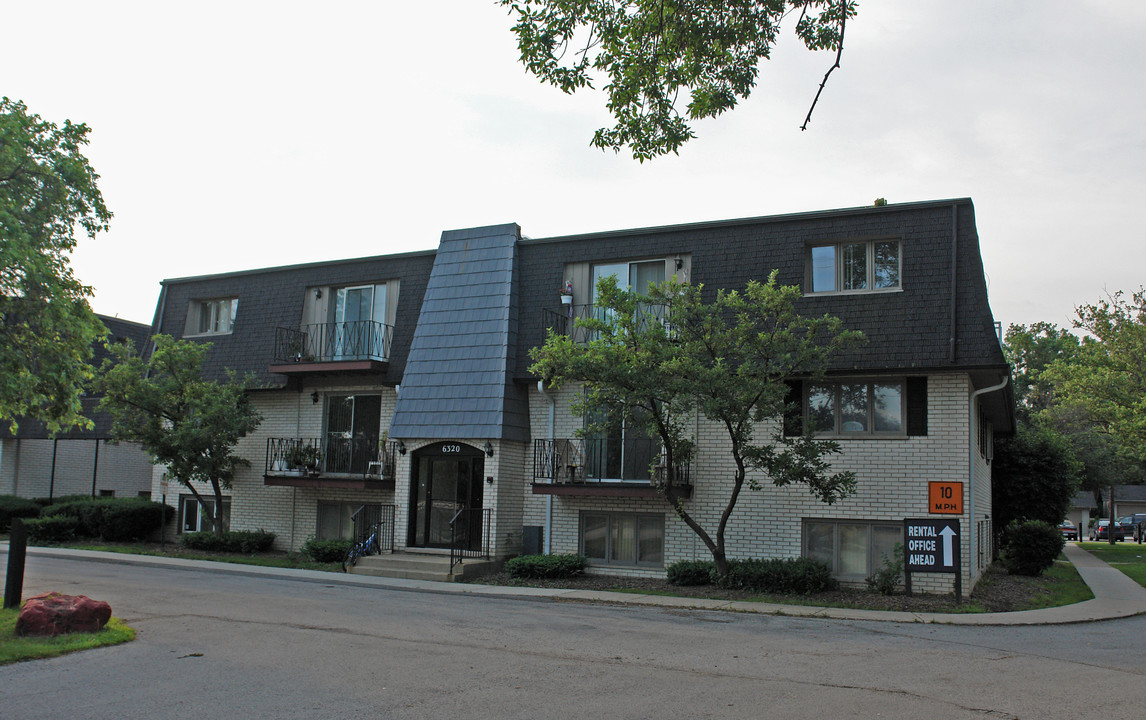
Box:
[0,315,154,500]
[147,198,1013,593]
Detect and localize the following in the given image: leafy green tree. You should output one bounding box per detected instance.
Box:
[1002,322,1081,421]
[1,97,110,433]
[1047,288,1146,464]
[96,335,262,535]
[991,425,1081,532]
[501,0,857,160]
[530,273,862,577]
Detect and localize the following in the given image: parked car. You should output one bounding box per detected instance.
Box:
[1125,513,1146,543]
[1059,521,1078,541]
[1090,519,1127,541]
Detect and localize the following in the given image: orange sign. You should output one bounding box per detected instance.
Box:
[929,482,963,514]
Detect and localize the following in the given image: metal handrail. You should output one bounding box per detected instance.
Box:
[531,438,691,486]
[273,319,394,363]
[449,507,492,575]
[265,438,399,479]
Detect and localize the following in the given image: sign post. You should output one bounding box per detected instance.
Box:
[904,518,962,601]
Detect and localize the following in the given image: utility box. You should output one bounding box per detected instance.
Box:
[522,526,544,556]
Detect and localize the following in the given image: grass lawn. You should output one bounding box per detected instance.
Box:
[0,607,135,665]
[1077,541,1146,587]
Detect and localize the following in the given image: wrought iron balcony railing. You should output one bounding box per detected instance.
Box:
[265,437,400,479]
[273,320,393,364]
[532,438,691,488]
[542,303,671,344]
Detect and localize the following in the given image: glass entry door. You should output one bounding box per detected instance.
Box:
[409,442,484,549]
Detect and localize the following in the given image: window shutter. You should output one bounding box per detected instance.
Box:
[783,380,803,437]
[906,377,928,436]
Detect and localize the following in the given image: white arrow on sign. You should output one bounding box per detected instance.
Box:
[940,525,957,567]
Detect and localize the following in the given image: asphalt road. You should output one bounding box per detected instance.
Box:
[2,554,1144,719]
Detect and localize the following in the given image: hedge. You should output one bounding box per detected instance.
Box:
[40,497,172,540]
[716,557,838,594]
[0,495,42,533]
[24,515,80,543]
[504,553,588,579]
[301,537,353,563]
[180,529,276,553]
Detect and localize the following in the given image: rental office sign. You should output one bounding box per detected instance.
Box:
[903,518,961,599]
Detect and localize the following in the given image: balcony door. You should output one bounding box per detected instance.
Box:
[409,442,484,550]
[590,260,667,330]
[332,284,386,359]
[325,394,381,474]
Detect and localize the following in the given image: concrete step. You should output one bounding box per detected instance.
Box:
[349,552,500,582]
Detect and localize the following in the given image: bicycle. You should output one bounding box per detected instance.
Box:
[342,523,381,571]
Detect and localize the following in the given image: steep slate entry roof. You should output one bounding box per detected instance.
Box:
[390,224,530,443]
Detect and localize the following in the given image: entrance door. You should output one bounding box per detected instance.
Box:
[409,442,484,549]
[325,395,382,474]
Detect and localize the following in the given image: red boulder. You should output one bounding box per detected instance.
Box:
[15,592,112,637]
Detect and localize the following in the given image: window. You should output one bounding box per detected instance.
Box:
[805,519,902,579]
[317,501,357,540]
[808,240,900,293]
[330,284,388,359]
[188,297,238,335]
[99,489,115,498]
[584,402,657,481]
[580,511,664,567]
[807,379,905,436]
[179,495,231,533]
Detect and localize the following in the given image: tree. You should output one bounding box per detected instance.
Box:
[501,0,857,160]
[991,425,1081,533]
[1,97,110,433]
[1048,288,1146,464]
[530,273,862,577]
[1002,322,1081,421]
[96,335,262,535]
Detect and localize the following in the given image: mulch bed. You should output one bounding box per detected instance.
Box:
[467,564,1044,613]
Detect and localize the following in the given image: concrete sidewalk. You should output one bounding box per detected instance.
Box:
[5,541,1145,625]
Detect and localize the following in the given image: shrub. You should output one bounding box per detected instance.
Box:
[666,559,716,586]
[865,543,904,595]
[23,515,80,543]
[504,553,588,579]
[302,537,353,563]
[716,557,838,594]
[33,494,90,508]
[98,500,173,541]
[39,498,105,536]
[180,529,276,554]
[39,497,172,540]
[999,519,1065,577]
[0,495,42,533]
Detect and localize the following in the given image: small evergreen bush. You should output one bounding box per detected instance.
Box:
[302,537,353,563]
[999,519,1065,577]
[666,559,715,586]
[716,557,838,594]
[0,495,42,532]
[180,529,276,553]
[24,515,80,543]
[504,553,588,579]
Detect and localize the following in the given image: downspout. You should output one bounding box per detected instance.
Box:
[949,204,959,363]
[538,380,555,554]
[969,375,1009,582]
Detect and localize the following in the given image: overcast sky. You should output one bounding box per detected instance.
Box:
[6,1,1143,332]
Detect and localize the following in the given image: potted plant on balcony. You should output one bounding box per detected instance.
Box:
[559,280,574,306]
[285,444,322,476]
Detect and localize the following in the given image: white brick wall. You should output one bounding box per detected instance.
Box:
[524,374,989,592]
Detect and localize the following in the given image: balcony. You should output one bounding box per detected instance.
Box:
[264,437,400,490]
[541,303,671,344]
[530,438,692,498]
[269,320,393,375]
